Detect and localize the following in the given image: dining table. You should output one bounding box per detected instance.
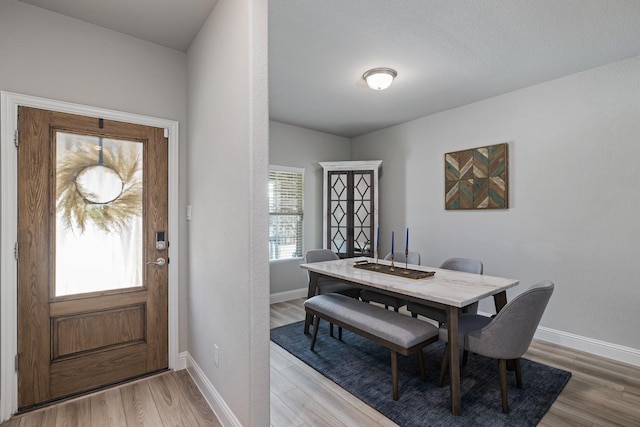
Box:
[300,256,520,416]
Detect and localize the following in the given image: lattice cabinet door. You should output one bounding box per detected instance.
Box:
[320,161,382,258]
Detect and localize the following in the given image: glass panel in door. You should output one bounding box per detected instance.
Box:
[55,132,143,297]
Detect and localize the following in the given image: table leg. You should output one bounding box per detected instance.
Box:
[493,291,507,312]
[303,273,319,335]
[447,306,461,416]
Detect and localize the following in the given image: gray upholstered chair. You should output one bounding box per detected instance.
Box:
[407,257,483,325]
[360,251,421,312]
[305,249,361,337]
[305,249,361,298]
[438,280,555,413]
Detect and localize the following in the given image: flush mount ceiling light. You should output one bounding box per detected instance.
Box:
[363,67,397,90]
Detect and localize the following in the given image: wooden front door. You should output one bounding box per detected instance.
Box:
[17,107,169,410]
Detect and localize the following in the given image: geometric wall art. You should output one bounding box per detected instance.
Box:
[445,143,508,210]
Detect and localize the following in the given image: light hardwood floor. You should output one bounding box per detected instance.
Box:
[0,370,220,427]
[270,298,640,427]
[4,299,639,426]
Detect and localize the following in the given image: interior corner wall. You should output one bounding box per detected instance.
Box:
[0,0,190,353]
[187,0,269,425]
[351,55,640,351]
[269,121,351,296]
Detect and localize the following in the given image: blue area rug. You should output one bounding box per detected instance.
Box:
[271,321,570,426]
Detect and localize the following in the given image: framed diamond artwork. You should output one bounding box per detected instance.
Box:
[445,143,508,210]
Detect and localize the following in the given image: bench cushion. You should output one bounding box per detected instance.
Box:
[304,293,438,349]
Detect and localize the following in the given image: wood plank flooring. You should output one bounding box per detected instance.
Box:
[1,370,221,427]
[270,298,640,427]
[4,298,639,426]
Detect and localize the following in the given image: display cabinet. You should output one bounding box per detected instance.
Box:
[319,161,382,258]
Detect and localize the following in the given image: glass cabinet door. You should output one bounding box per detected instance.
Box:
[327,170,374,258]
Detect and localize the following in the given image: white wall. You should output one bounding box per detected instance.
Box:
[352,55,640,351]
[269,121,351,298]
[0,0,190,353]
[187,0,269,425]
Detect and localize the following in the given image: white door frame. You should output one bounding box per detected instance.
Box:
[0,91,180,421]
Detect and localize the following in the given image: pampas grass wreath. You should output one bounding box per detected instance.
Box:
[57,139,142,233]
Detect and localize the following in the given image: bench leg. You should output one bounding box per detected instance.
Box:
[417,349,426,381]
[391,351,399,400]
[330,323,334,338]
[310,316,321,351]
[304,313,313,335]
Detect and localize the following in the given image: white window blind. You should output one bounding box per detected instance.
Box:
[269,167,304,261]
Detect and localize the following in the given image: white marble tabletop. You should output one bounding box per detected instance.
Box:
[300,257,519,308]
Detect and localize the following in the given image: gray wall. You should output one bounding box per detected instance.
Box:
[187,0,269,424]
[1,0,271,423]
[352,55,640,350]
[0,0,190,351]
[269,121,350,297]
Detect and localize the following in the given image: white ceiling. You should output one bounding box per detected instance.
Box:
[18,0,218,52]
[19,0,640,138]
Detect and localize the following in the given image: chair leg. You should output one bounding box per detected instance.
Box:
[391,351,399,400]
[417,348,426,381]
[394,306,399,312]
[411,312,418,318]
[329,323,344,340]
[439,343,450,387]
[514,358,523,388]
[310,317,321,351]
[499,359,509,414]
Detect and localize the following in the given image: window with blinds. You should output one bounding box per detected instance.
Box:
[269,167,304,261]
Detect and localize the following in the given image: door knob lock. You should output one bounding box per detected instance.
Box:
[147,257,166,267]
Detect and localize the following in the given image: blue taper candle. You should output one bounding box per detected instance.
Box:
[377,227,380,248]
[391,231,395,254]
[405,228,409,251]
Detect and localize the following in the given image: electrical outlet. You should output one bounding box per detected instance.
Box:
[214,344,219,367]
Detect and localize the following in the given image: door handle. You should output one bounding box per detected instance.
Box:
[147,257,166,267]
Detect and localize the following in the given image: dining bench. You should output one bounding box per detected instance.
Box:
[304,292,439,400]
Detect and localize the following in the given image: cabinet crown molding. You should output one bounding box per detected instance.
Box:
[319,160,382,171]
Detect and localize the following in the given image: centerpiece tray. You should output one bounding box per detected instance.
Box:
[353,261,435,280]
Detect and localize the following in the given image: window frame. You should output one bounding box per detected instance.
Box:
[268,165,304,262]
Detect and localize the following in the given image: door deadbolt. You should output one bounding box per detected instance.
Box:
[155,231,167,251]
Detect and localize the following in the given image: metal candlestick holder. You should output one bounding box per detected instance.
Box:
[404,249,410,274]
[374,247,381,269]
[390,253,395,272]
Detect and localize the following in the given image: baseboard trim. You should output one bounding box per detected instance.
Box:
[534,326,640,367]
[182,351,242,427]
[270,288,307,304]
[474,309,638,367]
[177,351,188,370]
